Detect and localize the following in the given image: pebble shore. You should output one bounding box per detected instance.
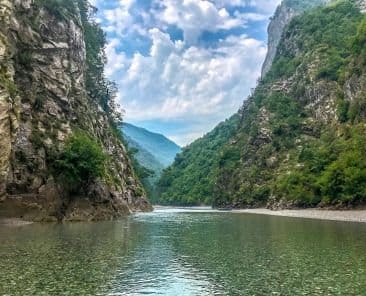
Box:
[233,208,366,223]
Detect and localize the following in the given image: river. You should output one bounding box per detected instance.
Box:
[0,207,366,295]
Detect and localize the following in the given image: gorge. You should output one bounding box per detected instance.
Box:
[1,1,366,295]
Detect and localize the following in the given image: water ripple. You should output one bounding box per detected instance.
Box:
[1,208,366,295]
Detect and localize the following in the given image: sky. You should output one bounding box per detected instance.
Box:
[90,0,281,146]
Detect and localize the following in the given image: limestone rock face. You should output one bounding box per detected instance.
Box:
[261,0,329,78]
[261,3,296,78]
[0,0,151,221]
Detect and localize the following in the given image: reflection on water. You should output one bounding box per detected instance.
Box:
[1,208,366,295]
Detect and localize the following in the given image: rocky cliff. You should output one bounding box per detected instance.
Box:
[0,0,151,221]
[261,0,327,77]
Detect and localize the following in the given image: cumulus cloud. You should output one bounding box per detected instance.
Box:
[249,0,282,14]
[155,0,245,44]
[95,0,278,145]
[212,0,281,14]
[105,38,128,76]
[101,0,149,37]
[111,28,266,125]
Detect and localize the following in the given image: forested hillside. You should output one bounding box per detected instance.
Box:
[157,0,366,208]
[157,115,239,205]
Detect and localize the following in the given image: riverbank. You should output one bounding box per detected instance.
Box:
[0,219,33,226]
[233,208,366,223]
[3,207,366,224]
[154,206,366,223]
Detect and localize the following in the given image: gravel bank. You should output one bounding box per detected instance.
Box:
[233,208,366,223]
[0,219,33,226]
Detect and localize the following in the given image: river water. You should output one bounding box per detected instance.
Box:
[1,207,366,295]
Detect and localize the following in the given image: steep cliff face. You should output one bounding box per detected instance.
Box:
[261,0,328,77]
[0,0,151,221]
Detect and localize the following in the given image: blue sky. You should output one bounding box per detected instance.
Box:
[91,0,281,146]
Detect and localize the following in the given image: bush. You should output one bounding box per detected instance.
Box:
[337,99,350,123]
[54,132,108,193]
[33,96,46,111]
[17,50,33,70]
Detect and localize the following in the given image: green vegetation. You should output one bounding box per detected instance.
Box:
[33,96,46,111]
[54,132,108,194]
[266,0,362,83]
[214,0,366,208]
[34,0,77,19]
[17,49,33,71]
[156,115,239,205]
[275,126,366,206]
[157,1,366,208]
[0,65,18,98]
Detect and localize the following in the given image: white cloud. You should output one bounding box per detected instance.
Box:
[169,130,207,147]
[249,0,282,14]
[105,38,128,76]
[212,0,281,13]
[156,0,245,44]
[105,28,266,145]
[96,0,279,145]
[102,0,148,37]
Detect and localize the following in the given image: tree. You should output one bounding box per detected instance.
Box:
[55,132,108,194]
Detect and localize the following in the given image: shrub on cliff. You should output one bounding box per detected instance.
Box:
[55,132,108,194]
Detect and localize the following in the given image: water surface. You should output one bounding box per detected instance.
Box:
[1,208,366,295]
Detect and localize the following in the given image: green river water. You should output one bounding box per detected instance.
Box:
[0,208,366,295]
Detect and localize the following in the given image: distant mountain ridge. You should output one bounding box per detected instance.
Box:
[121,123,181,199]
[122,123,181,167]
[124,135,165,175]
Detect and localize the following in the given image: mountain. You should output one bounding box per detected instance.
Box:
[121,123,181,200]
[157,0,366,209]
[122,123,181,167]
[124,136,165,180]
[0,0,150,221]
